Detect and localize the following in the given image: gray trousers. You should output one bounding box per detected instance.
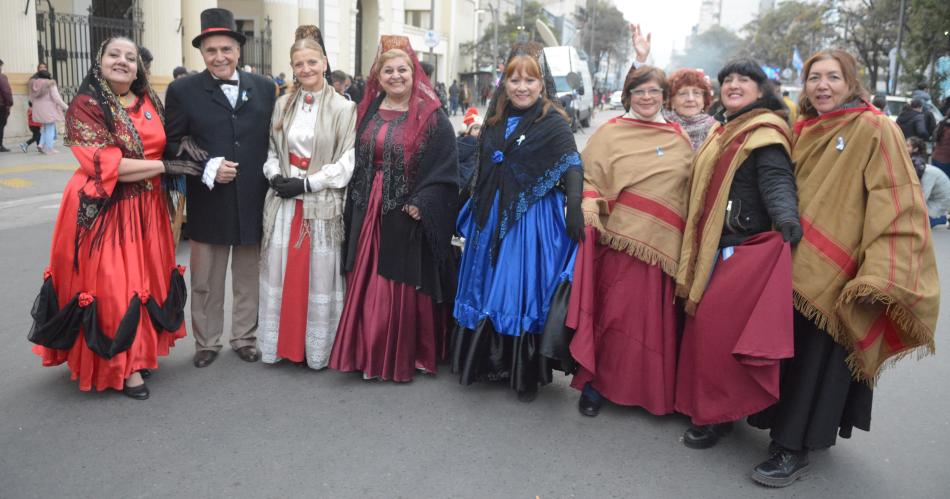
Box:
[189,241,260,352]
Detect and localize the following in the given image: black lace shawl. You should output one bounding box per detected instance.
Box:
[342,94,459,302]
[470,99,580,258]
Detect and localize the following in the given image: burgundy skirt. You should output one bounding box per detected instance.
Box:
[329,172,448,382]
[675,231,794,425]
[567,230,678,415]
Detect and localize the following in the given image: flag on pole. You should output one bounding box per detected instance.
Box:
[792,47,804,72]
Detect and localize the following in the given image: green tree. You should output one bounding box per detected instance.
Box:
[900,0,950,95]
[742,1,836,72]
[671,26,744,79]
[469,1,555,73]
[837,0,902,91]
[576,0,632,78]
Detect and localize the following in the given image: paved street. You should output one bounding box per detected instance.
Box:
[0,109,947,499]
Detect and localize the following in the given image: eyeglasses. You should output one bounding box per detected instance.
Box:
[675,89,706,99]
[630,88,663,98]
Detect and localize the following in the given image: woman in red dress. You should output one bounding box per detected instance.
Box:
[28,37,203,399]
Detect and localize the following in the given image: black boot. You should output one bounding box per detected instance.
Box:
[516,385,538,403]
[751,447,810,487]
[578,383,603,417]
[682,422,733,449]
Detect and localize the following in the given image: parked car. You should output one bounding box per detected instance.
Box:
[609,90,624,110]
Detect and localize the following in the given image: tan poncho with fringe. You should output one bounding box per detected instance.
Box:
[580,117,693,276]
[676,110,791,314]
[792,103,939,383]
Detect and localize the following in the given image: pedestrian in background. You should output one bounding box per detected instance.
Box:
[18,102,41,152]
[452,43,583,402]
[28,69,68,154]
[330,70,350,99]
[932,114,950,176]
[28,37,201,398]
[164,7,277,368]
[0,59,12,152]
[329,35,458,382]
[456,108,481,189]
[449,79,459,116]
[675,60,800,451]
[896,98,933,141]
[907,136,950,227]
[258,26,356,369]
[748,48,939,488]
[567,64,693,418]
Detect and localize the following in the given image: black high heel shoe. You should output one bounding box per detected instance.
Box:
[122,382,150,400]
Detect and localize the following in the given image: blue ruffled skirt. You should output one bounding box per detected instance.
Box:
[453,190,577,336]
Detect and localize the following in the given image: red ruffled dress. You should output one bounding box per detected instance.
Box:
[32,95,186,391]
[329,109,447,382]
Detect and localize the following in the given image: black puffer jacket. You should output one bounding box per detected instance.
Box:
[720,144,800,250]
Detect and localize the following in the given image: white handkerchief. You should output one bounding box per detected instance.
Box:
[202,157,224,190]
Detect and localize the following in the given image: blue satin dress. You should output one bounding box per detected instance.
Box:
[454,116,579,336]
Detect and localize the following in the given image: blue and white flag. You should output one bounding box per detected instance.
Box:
[792,47,804,72]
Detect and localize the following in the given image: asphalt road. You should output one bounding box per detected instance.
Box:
[1,108,947,498]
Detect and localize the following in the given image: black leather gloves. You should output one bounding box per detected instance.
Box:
[177,135,209,162]
[563,167,585,242]
[271,176,307,198]
[162,160,203,176]
[779,220,803,245]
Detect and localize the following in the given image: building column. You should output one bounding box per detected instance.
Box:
[0,0,41,140]
[264,0,300,78]
[181,0,218,71]
[299,0,318,26]
[1,0,39,74]
[141,0,183,86]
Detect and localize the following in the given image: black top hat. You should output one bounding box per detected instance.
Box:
[192,8,247,48]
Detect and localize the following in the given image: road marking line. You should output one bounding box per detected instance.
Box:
[0,193,62,209]
[0,164,76,175]
[0,178,34,188]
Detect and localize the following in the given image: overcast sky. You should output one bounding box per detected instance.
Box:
[617,0,761,68]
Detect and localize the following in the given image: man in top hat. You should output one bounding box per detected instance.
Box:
[164,8,277,368]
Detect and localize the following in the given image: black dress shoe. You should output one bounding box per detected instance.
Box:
[683,422,733,449]
[751,447,810,487]
[235,346,261,363]
[578,394,602,417]
[138,368,152,379]
[122,382,149,400]
[193,350,218,368]
[516,386,538,403]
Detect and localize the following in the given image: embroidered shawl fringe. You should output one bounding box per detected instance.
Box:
[793,288,936,386]
[293,217,344,249]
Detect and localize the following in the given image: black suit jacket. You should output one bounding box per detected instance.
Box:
[164,69,277,245]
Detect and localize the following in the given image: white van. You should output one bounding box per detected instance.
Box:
[542,46,594,129]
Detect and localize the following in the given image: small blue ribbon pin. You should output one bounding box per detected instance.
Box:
[492,150,504,164]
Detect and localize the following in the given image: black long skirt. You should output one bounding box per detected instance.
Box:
[747,311,873,451]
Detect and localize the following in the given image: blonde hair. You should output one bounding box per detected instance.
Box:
[375,49,413,79]
[274,38,328,131]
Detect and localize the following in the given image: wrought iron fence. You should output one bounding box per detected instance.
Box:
[35,1,143,102]
[241,17,272,77]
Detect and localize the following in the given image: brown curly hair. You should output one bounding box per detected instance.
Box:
[621,65,667,112]
[667,68,712,112]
